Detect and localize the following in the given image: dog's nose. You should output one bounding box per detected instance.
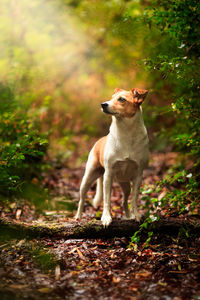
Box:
[101,102,108,109]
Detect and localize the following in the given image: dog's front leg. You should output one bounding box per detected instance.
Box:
[101,170,113,227]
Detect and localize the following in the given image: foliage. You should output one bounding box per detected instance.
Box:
[135,0,200,220]
[133,165,199,246]
[142,0,200,159]
[0,83,48,196]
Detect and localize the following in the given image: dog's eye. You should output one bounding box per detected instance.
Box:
[118,97,126,103]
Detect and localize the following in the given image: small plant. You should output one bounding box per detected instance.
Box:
[130,214,159,249]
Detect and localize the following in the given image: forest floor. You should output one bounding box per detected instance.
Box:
[0,152,200,300]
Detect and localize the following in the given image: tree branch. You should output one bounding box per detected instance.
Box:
[0,216,200,240]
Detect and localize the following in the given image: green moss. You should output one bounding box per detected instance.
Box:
[27,243,58,272]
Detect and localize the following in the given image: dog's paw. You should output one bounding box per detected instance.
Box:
[129,212,142,222]
[74,212,81,220]
[92,197,102,209]
[124,211,131,219]
[101,213,112,227]
[135,213,142,222]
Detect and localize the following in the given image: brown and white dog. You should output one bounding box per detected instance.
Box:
[75,88,149,226]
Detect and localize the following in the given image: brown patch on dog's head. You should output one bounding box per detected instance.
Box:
[114,88,123,94]
[102,88,148,118]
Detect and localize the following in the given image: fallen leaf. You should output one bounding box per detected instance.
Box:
[45,211,57,216]
[10,203,16,209]
[168,270,187,274]
[16,239,26,247]
[16,209,22,220]
[38,287,52,293]
[135,271,152,279]
[9,284,28,289]
[68,247,77,254]
[158,190,167,201]
[129,286,138,292]
[158,281,167,286]
[93,259,100,266]
[76,247,85,260]
[113,276,120,283]
[55,265,61,280]
[60,272,73,281]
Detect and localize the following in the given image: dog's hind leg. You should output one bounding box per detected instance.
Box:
[130,173,143,222]
[75,165,102,220]
[93,176,103,209]
[119,182,131,218]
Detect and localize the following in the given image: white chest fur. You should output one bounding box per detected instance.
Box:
[104,108,149,175]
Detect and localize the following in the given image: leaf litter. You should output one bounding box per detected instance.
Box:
[0,152,200,299]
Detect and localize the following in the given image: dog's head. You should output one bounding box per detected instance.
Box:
[101,88,148,118]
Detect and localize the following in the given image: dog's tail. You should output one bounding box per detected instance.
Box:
[93,176,103,208]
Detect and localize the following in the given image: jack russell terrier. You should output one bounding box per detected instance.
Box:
[75,88,149,226]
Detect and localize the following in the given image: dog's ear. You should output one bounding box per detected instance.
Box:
[114,88,123,94]
[132,88,148,105]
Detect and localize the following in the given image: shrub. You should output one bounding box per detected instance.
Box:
[0,83,48,196]
[140,0,200,211]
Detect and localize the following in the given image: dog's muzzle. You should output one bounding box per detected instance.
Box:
[101,102,111,114]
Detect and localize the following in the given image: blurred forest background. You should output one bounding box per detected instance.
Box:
[0,0,199,214]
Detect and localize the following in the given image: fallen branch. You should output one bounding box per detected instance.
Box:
[0,216,200,239]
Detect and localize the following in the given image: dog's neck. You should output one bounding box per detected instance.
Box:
[109,108,147,141]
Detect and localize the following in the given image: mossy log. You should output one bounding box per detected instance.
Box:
[0,216,200,240]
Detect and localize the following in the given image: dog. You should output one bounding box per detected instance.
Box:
[75,88,149,226]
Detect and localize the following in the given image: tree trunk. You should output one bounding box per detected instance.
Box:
[0,216,200,239]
